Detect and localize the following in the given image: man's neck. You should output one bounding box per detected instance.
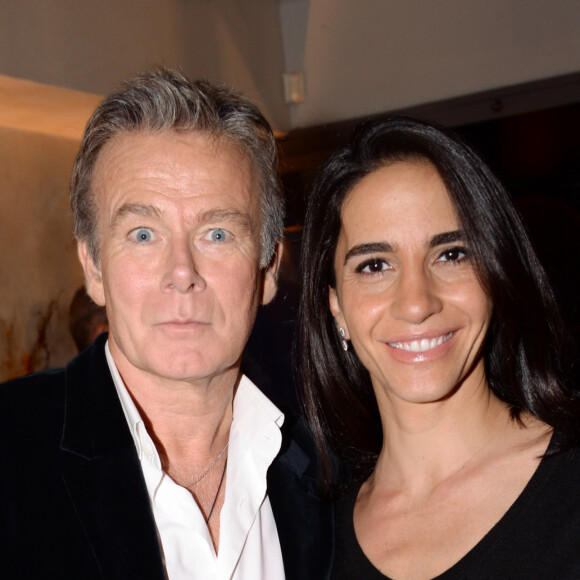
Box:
[108,342,238,466]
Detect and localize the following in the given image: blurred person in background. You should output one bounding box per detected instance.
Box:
[68,285,109,352]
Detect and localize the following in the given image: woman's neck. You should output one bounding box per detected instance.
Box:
[372,382,520,492]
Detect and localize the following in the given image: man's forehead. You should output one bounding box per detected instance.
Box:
[95,128,250,169]
[92,129,259,197]
[91,129,262,230]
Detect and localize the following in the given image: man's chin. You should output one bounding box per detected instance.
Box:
[142,355,241,386]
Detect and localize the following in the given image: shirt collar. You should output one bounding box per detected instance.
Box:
[105,341,160,467]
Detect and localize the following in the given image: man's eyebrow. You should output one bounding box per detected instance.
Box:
[344,242,394,264]
[197,208,253,228]
[429,230,465,248]
[110,205,253,228]
[111,203,160,226]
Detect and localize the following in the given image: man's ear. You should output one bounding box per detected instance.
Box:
[77,241,106,307]
[329,286,350,339]
[260,240,284,306]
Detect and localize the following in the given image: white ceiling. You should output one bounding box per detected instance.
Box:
[279,0,580,129]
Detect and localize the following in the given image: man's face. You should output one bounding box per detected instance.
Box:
[78,130,278,388]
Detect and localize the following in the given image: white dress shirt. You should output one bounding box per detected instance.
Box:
[105,342,286,579]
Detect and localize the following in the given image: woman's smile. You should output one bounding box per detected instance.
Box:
[388,331,454,353]
[385,330,458,365]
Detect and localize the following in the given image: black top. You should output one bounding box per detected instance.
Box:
[331,431,580,579]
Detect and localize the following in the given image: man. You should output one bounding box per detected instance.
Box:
[0,69,332,579]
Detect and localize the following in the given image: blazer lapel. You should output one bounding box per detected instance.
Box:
[268,416,334,580]
[60,336,166,580]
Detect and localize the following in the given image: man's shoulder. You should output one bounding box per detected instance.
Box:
[0,366,66,406]
[279,411,316,456]
[268,410,335,580]
[271,410,323,491]
[0,336,108,425]
[0,367,68,455]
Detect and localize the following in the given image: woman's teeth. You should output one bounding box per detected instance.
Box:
[389,332,453,353]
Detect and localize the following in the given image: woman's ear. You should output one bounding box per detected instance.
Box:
[329,286,350,339]
[77,241,106,306]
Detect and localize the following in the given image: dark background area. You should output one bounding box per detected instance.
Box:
[278,99,580,226]
[459,101,580,213]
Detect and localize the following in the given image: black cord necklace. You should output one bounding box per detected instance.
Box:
[206,456,227,524]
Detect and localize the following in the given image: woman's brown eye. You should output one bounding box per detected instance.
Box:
[439,247,468,262]
[357,258,388,274]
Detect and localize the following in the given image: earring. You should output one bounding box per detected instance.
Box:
[339,327,349,352]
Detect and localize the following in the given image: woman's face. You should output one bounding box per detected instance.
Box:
[329,159,491,408]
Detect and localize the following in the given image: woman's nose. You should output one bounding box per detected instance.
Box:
[389,267,443,324]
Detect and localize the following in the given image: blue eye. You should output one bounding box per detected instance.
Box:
[209,228,229,242]
[133,228,152,243]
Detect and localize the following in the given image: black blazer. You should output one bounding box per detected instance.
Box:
[0,334,333,579]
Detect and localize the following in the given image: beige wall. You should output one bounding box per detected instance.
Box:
[0,127,83,380]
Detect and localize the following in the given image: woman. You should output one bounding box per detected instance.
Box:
[300,116,580,579]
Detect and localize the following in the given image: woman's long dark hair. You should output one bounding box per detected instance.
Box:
[299,116,579,489]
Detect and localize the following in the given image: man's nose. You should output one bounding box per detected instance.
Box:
[389,266,443,324]
[163,238,206,293]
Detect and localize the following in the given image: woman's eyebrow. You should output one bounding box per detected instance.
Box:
[343,231,465,263]
[429,230,465,248]
[344,242,393,264]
